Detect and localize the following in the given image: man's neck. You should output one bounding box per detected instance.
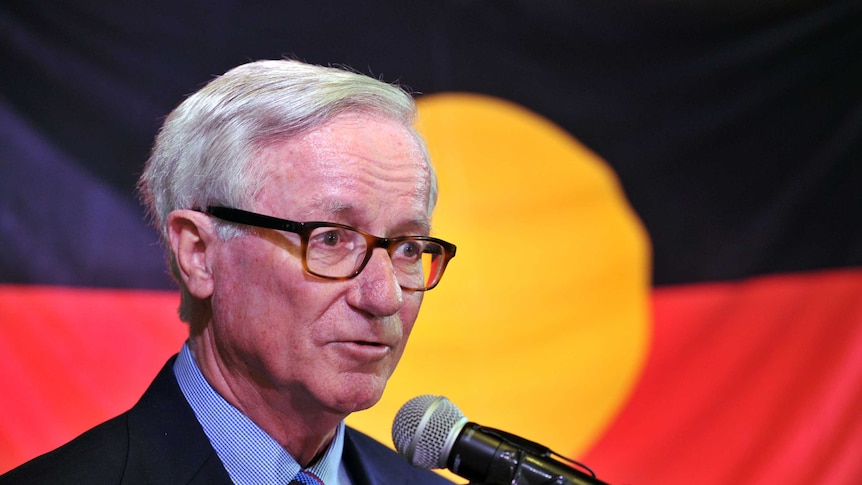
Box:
[187,334,345,465]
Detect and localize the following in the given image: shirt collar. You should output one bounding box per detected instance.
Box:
[173,342,346,485]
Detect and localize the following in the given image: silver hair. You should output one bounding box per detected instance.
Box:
[137,59,436,322]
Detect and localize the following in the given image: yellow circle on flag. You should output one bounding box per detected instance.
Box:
[348,93,651,461]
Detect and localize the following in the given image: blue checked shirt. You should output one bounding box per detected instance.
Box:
[174,343,352,484]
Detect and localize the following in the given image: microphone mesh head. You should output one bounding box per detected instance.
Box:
[392,395,466,469]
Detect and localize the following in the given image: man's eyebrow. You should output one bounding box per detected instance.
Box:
[397,218,432,236]
[300,197,349,218]
[307,198,432,235]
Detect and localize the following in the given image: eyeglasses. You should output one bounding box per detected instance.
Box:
[203,206,456,291]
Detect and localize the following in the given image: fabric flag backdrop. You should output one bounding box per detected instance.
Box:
[2,2,861,484]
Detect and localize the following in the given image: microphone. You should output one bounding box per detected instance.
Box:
[392,395,610,485]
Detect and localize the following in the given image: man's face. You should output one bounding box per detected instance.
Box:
[204,112,433,416]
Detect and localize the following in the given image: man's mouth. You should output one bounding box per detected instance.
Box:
[335,340,392,359]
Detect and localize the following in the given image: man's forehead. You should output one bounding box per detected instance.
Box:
[304,194,432,232]
[251,114,433,223]
[257,116,428,173]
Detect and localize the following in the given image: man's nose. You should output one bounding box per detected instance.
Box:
[349,248,404,316]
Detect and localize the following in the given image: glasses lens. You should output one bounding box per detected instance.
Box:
[391,240,447,290]
[305,227,449,290]
[306,226,368,277]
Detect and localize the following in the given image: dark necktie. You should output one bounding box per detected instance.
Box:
[289,469,324,485]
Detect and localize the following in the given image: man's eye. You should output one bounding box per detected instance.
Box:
[395,241,422,260]
[321,230,340,246]
[312,228,350,248]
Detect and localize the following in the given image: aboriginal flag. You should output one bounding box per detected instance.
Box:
[2,2,861,484]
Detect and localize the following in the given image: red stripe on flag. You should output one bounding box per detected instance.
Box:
[0,285,186,473]
[582,268,862,485]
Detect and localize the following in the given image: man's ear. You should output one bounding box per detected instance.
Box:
[167,210,216,299]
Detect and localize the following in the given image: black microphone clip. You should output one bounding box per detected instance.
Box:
[449,423,608,485]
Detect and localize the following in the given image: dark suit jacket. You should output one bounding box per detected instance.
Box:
[0,357,453,485]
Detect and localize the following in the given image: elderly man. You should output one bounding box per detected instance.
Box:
[1,59,456,484]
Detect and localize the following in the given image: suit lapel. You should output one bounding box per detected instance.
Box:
[343,427,444,485]
[342,428,379,485]
[121,356,233,485]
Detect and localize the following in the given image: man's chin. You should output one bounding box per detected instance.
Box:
[329,375,389,414]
